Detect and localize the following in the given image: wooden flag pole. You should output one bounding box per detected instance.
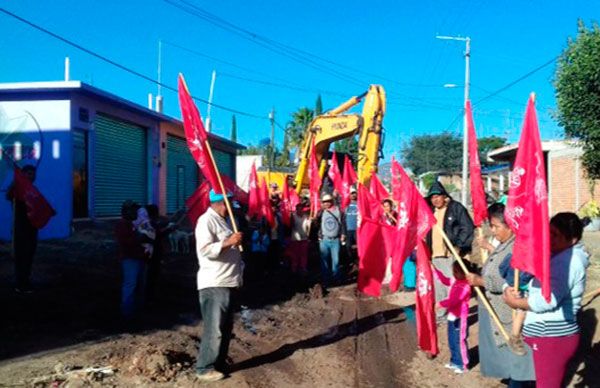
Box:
[583,287,600,303]
[436,224,510,340]
[478,228,489,263]
[204,139,243,252]
[513,269,520,320]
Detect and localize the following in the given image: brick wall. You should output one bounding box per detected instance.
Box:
[550,155,600,214]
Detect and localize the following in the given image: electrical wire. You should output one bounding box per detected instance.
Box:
[0,7,268,120]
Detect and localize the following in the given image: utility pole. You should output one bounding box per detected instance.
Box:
[436,35,470,204]
[269,107,275,170]
[206,70,216,132]
[156,39,163,112]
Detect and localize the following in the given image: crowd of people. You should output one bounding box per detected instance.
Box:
[7,166,591,386]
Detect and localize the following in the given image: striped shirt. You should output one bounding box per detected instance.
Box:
[523,319,579,338]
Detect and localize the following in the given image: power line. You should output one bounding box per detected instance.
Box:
[473,57,557,106]
[0,7,268,120]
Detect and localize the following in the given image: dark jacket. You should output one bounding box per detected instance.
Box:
[115,219,147,260]
[426,181,474,256]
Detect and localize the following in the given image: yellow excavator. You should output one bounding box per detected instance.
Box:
[294,84,386,193]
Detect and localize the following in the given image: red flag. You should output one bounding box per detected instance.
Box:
[259,177,275,228]
[357,183,395,297]
[415,239,439,355]
[11,168,56,229]
[289,184,300,210]
[178,74,221,193]
[389,159,436,292]
[369,172,390,201]
[341,155,358,209]
[247,163,261,219]
[280,177,292,227]
[466,101,488,227]
[327,151,343,195]
[185,175,248,226]
[308,138,322,215]
[505,96,551,302]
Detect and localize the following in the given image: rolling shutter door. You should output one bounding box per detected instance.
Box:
[212,148,234,179]
[94,114,147,217]
[167,135,199,213]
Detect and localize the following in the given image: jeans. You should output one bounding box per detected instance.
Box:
[14,228,38,289]
[196,287,238,374]
[319,238,341,285]
[448,319,464,369]
[120,258,147,318]
[433,257,452,318]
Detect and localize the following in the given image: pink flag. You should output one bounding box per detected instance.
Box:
[178,74,221,193]
[260,177,275,228]
[185,175,248,226]
[505,96,551,302]
[341,155,358,209]
[415,239,439,356]
[389,159,436,292]
[327,151,343,195]
[466,101,489,227]
[308,138,322,215]
[357,183,396,297]
[247,162,261,219]
[281,177,292,227]
[11,168,56,229]
[369,172,390,201]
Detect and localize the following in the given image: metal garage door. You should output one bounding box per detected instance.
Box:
[94,114,147,217]
[213,148,234,179]
[167,135,199,213]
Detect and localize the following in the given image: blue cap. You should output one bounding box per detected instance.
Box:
[209,189,233,203]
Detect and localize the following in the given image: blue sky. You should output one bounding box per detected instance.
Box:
[0,1,598,161]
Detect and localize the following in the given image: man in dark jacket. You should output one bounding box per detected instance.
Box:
[426,181,474,319]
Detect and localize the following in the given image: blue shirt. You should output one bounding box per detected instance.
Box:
[345,202,358,231]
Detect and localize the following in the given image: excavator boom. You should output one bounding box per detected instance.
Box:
[294,85,386,193]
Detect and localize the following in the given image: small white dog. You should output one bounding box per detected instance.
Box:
[169,229,193,254]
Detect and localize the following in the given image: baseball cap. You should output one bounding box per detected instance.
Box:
[209,189,233,203]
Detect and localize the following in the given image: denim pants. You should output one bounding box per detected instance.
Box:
[196,287,238,374]
[447,319,464,369]
[121,258,147,318]
[319,238,341,285]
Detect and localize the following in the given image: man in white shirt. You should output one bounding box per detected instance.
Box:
[194,190,243,382]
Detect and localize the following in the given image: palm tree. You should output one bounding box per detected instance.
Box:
[286,107,314,151]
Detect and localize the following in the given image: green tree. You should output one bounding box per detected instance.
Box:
[230,115,237,143]
[334,137,359,166]
[315,94,323,115]
[478,136,507,167]
[285,107,314,152]
[555,20,600,179]
[276,131,291,167]
[402,132,463,175]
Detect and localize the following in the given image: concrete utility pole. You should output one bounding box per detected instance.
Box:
[436,35,470,205]
[269,108,275,170]
[206,70,217,132]
[156,40,163,112]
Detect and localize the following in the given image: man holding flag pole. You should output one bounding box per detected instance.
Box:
[178,74,244,382]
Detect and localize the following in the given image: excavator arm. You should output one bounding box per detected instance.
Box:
[294,85,386,193]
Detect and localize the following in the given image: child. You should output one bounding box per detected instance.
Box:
[434,260,472,374]
[133,206,156,257]
[250,222,270,281]
[499,254,533,356]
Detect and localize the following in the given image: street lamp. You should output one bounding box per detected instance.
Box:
[436,35,471,205]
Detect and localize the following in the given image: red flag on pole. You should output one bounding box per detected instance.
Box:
[327,151,343,195]
[260,177,275,228]
[11,168,56,229]
[341,155,358,209]
[178,74,221,193]
[248,162,261,219]
[281,177,292,227]
[415,239,439,356]
[369,172,390,201]
[466,101,489,227]
[308,138,322,215]
[505,95,551,302]
[357,183,396,297]
[389,159,436,292]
